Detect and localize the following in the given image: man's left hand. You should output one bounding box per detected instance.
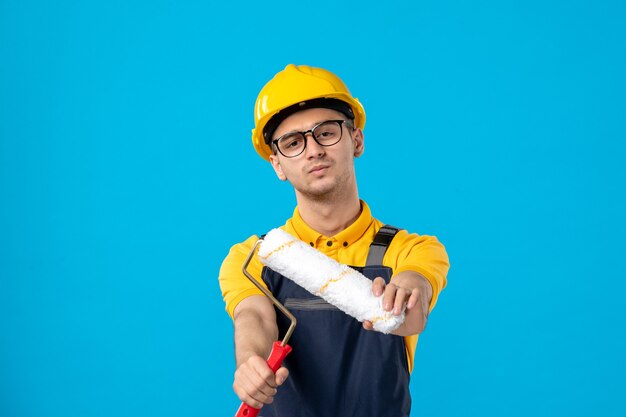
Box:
[362,271,433,336]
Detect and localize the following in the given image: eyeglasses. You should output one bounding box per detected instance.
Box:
[272,119,349,158]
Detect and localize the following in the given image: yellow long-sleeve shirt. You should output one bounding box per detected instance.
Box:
[218,201,449,372]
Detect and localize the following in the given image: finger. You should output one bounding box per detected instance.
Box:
[407,287,420,310]
[235,360,278,403]
[244,372,277,406]
[393,286,409,315]
[234,382,264,410]
[383,283,397,311]
[247,355,278,388]
[234,369,274,408]
[362,320,374,330]
[371,277,386,297]
[275,367,289,386]
[249,363,279,397]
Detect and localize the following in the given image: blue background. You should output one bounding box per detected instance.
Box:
[2,0,625,416]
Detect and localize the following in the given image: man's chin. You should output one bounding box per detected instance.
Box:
[296,182,338,199]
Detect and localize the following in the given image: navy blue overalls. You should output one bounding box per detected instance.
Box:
[259,226,412,417]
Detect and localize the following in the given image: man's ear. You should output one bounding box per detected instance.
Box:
[353,129,365,157]
[269,154,288,181]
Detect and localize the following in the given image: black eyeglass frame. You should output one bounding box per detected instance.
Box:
[271,119,352,158]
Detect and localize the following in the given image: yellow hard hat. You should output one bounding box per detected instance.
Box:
[251,64,366,161]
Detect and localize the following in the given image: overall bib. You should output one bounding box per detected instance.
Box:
[259,226,411,417]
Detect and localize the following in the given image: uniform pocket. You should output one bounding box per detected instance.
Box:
[284,297,340,311]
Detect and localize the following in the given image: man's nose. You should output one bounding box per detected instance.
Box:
[304,133,325,158]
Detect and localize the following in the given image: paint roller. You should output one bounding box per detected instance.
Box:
[258,228,405,333]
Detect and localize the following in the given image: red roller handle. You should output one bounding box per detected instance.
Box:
[234,341,292,417]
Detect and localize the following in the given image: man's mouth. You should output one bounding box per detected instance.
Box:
[308,164,330,174]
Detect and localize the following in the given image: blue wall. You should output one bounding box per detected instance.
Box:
[1,1,625,416]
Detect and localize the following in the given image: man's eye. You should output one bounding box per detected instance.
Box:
[281,135,303,149]
[317,129,336,139]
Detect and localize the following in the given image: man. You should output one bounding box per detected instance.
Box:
[219,64,449,417]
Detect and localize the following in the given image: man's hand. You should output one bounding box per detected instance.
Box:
[233,355,289,409]
[362,271,433,336]
[233,295,288,408]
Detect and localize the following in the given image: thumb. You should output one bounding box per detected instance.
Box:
[275,366,289,386]
[371,277,386,297]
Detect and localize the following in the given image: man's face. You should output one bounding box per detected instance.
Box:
[268,107,364,200]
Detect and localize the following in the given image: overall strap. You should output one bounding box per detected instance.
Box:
[365,225,401,266]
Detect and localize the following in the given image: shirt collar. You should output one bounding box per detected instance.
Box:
[289,200,373,247]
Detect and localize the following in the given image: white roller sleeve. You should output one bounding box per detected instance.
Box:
[258,228,405,334]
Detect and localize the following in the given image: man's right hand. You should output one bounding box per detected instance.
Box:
[233,354,289,409]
